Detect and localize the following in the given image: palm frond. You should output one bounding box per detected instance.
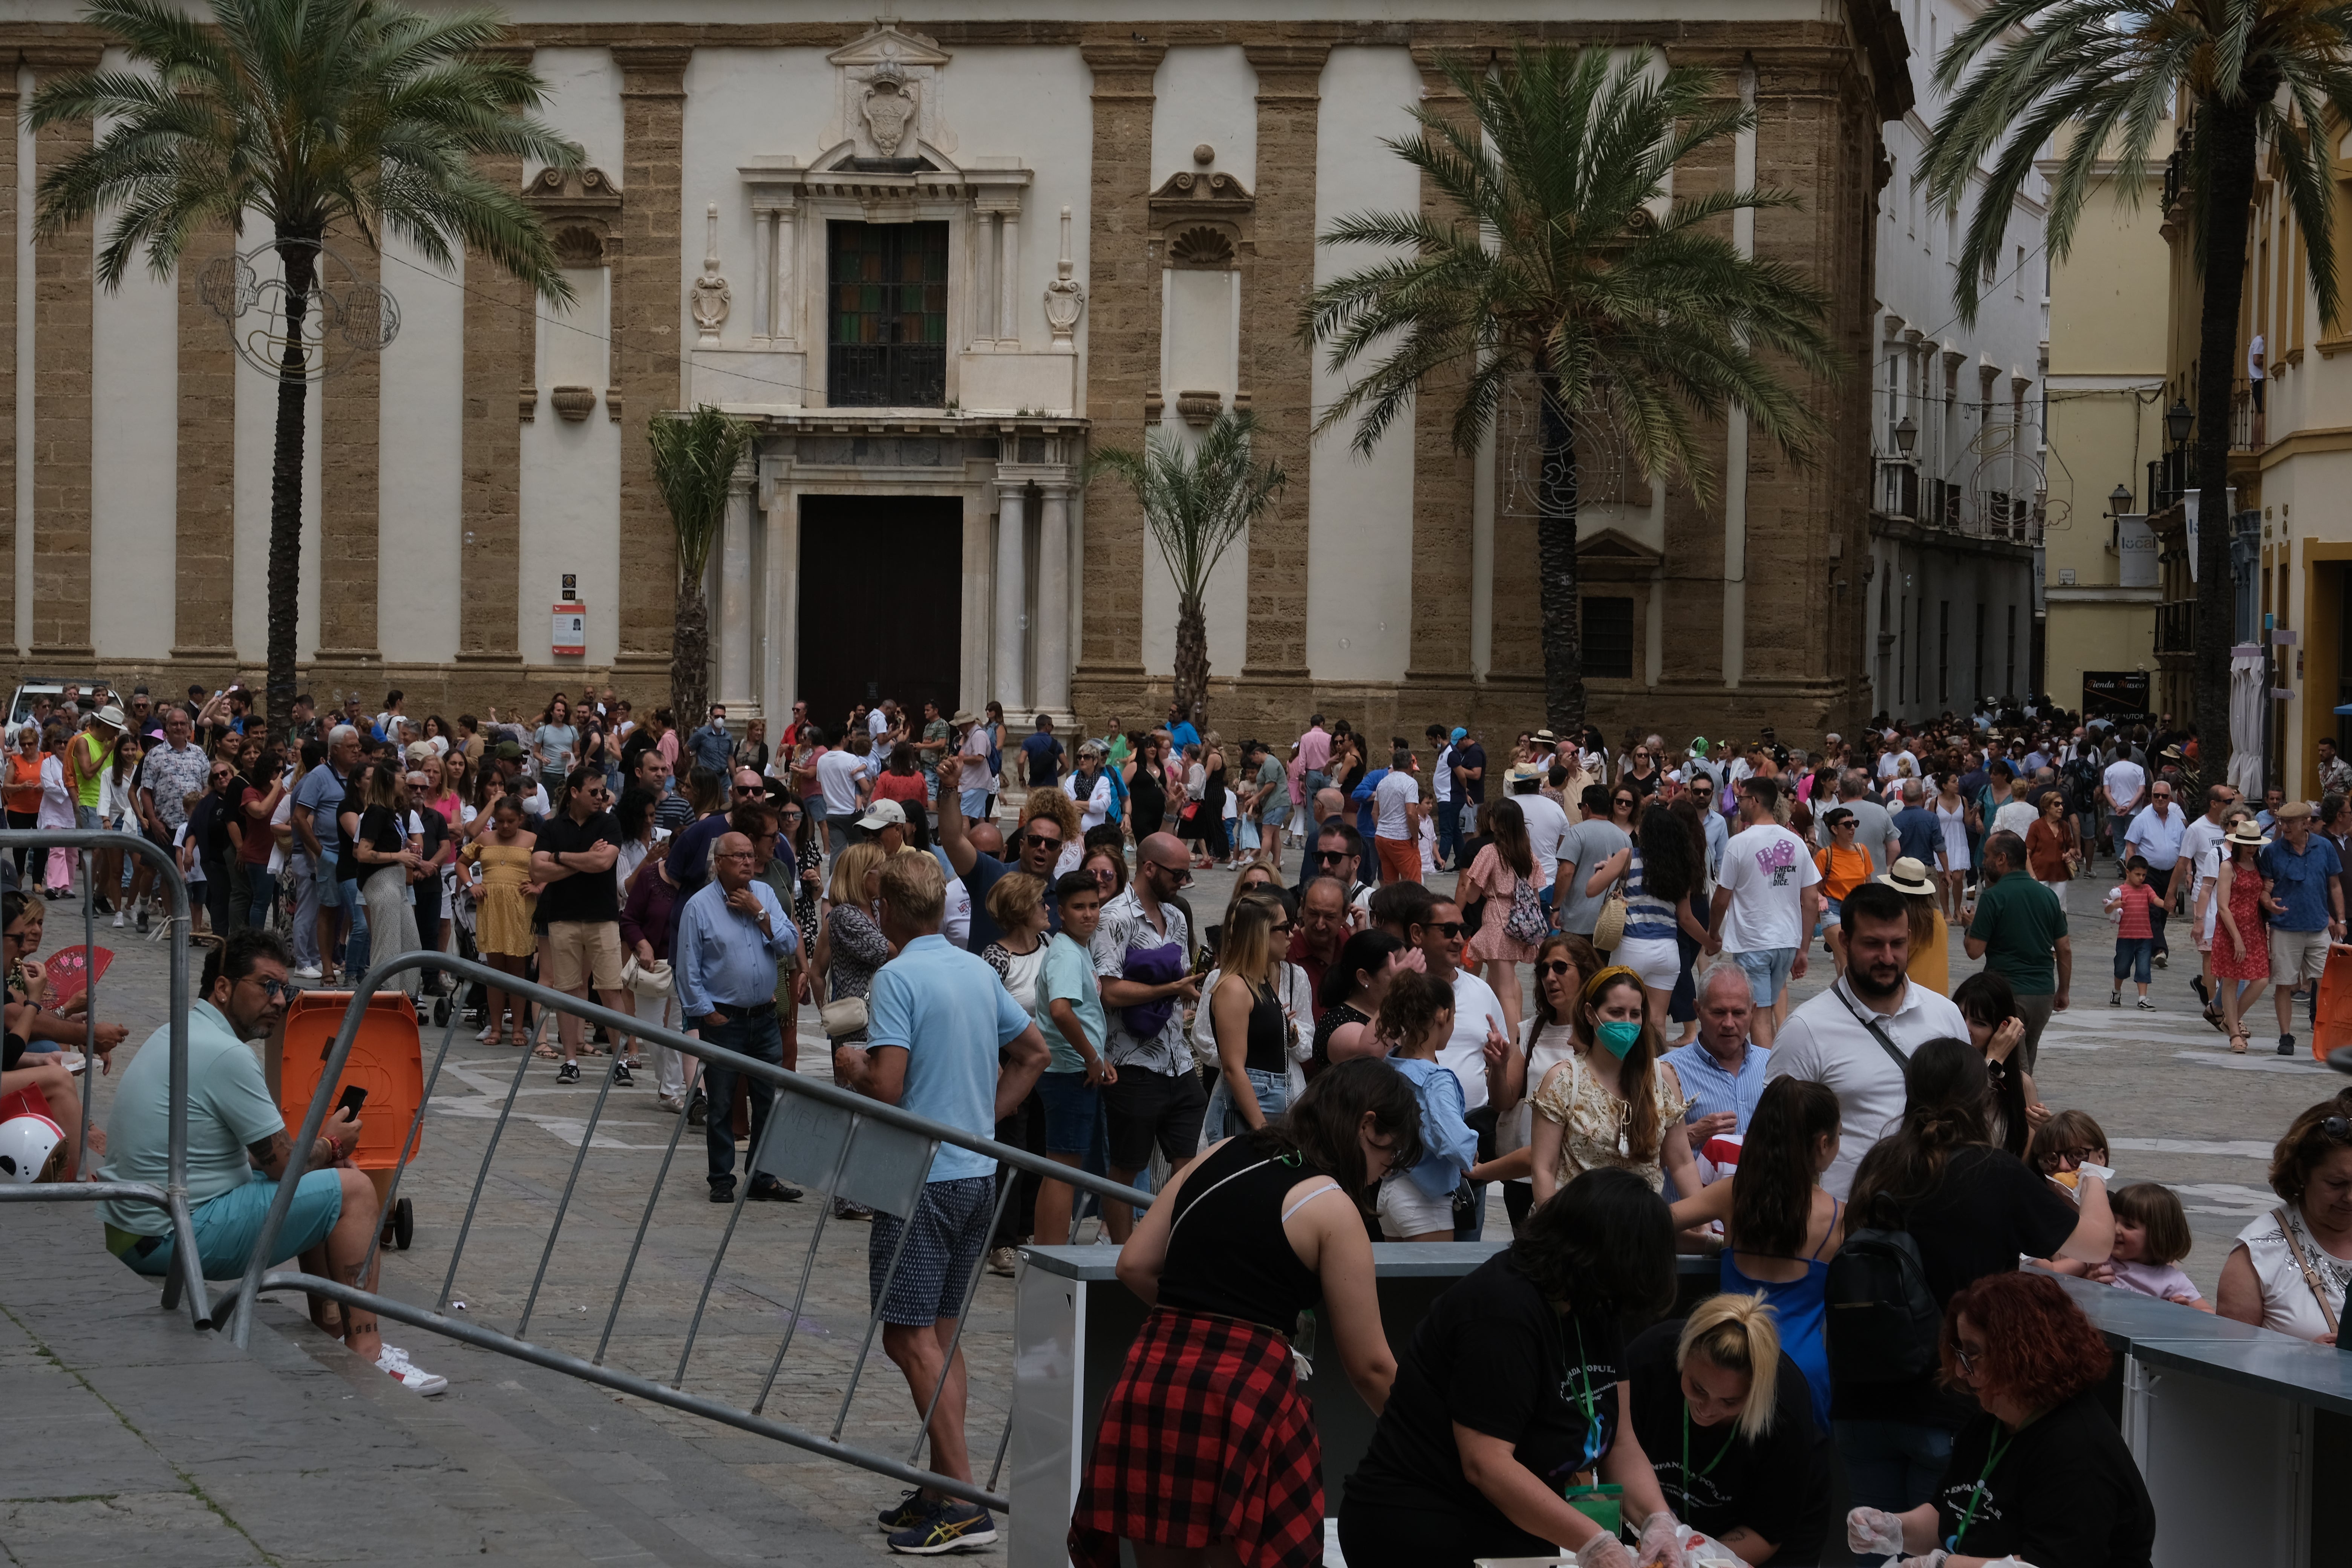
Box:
[649,407,752,584]
[1086,412,1286,603]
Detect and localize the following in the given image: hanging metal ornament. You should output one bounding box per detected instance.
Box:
[197,235,399,381]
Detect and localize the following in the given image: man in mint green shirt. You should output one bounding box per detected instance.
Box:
[99,929,448,1394]
[1035,873,1111,1252]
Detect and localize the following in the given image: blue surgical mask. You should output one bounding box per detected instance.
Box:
[1596,1019,1643,1059]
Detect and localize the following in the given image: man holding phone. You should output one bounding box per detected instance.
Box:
[96,929,449,1394]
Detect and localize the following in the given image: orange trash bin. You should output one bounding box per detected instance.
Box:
[2311,944,2352,1066]
[276,989,425,1248]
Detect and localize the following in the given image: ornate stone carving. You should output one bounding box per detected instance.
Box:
[691,202,730,345]
[1144,389,1164,423]
[826,24,956,162]
[1168,226,1236,268]
[549,385,597,422]
[1147,167,1254,268]
[1044,204,1084,351]
[520,167,623,266]
[1175,390,1222,427]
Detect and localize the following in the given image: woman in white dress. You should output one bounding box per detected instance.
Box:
[1932,772,1974,923]
[2219,1090,2352,1343]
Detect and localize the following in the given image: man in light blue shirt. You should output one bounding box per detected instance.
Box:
[684,704,733,778]
[836,851,1049,1552]
[1661,965,1772,1199]
[677,829,800,1204]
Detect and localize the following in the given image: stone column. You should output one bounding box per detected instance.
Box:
[1238,42,1329,702]
[318,225,381,668]
[761,482,792,723]
[615,44,691,687]
[1037,481,1072,712]
[993,482,1028,709]
[457,150,527,675]
[171,222,236,663]
[27,43,102,660]
[1405,48,1479,695]
[998,206,1021,349]
[0,68,20,655]
[717,464,755,714]
[1073,38,1165,702]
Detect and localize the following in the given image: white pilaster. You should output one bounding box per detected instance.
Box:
[1038,482,1072,711]
[998,209,1021,349]
[994,485,1029,710]
[718,474,756,713]
[765,487,796,722]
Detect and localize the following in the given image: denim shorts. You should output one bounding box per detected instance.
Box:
[1206,1065,1291,1142]
[1732,945,1796,1005]
[1034,1069,1100,1155]
[121,1167,344,1281]
[868,1174,995,1326]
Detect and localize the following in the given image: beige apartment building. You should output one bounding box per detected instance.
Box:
[2041,121,2171,725]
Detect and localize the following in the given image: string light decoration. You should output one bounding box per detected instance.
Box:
[198,236,399,381]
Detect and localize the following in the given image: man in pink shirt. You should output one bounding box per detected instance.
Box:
[1295,714,1333,799]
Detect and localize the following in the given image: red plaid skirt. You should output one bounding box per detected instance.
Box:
[1069,1306,1323,1568]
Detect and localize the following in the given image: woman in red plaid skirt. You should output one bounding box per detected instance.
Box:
[1069,1058,1424,1568]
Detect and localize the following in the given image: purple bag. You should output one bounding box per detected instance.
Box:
[1119,939,1185,1041]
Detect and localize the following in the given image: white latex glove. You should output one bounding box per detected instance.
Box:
[1635,1511,1689,1568]
[1574,1533,1636,1568]
[1847,1506,1908,1558]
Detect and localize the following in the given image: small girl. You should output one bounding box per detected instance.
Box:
[2104,856,2163,1010]
[1373,969,1484,1243]
[2094,1182,2213,1311]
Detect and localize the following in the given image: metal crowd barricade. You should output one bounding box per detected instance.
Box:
[228,949,1155,1513]
[0,830,208,1328]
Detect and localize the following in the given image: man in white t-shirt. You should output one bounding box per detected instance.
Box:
[814,744,868,854]
[1427,724,1459,871]
[1764,881,1969,1198]
[1372,747,1424,885]
[1512,772,1571,894]
[1407,895,1514,1238]
[2101,752,2147,867]
[1706,775,1821,1046]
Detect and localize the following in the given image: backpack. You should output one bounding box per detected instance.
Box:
[1502,865,1550,945]
[1825,1207,1943,1384]
[2062,754,2101,809]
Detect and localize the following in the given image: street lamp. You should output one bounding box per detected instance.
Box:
[2109,482,2132,516]
[1893,414,1918,455]
[2165,397,2194,446]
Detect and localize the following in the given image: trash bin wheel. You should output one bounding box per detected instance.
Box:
[433,996,451,1028]
[393,1197,414,1251]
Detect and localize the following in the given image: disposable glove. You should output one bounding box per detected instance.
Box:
[1846,1506,1908,1559]
[1574,1533,1636,1568]
[1634,1511,1690,1568]
[1893,1554,1950,1568]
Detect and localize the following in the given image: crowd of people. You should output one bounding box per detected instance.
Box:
[8,683,2352,1564]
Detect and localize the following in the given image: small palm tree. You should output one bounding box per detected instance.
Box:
[1919,0,2352,786]
[1087,410,1286,734]
[1303,45,1837,733]
[649,405,752,731]
[29,0,581,725]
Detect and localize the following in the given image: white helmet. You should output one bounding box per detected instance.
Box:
[0,1112,63,1183]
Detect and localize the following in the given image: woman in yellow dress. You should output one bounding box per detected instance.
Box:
[458,792,538,1046]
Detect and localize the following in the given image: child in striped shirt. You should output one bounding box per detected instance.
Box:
[2104,856,2163,1010]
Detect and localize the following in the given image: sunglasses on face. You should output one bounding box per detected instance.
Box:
[1426,921,1466,938]
[1318,849,1352,864]
[1538,959,1575,978]
[1027,833,1064,851]
[247,975,295,1001]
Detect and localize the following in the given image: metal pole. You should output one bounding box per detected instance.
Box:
[77,845,95,1176]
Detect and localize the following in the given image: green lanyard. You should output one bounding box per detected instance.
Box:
[1678,1403,1733,1518]
[1555,1313,1605,1472]
[1945,1424,2016,1553]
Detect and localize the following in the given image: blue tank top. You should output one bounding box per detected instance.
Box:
[1623,848,1680,943]
[1720,1197,1839,1432]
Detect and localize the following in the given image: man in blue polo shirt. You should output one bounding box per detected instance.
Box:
[2259,801,2345,1055]
[836,851,1050,1553]
[1662,965,1772,1198]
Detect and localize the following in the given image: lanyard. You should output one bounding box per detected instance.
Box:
[1678,1403,1732,1517]
[1556,1314,1606,1473]
[1945,1424,2016,1553]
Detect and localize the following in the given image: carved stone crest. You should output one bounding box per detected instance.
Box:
[1044,205,1084,351]
[826,24,956,161]
[861,63,917,157]
[691,202,730,345]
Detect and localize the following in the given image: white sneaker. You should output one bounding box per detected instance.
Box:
[293,964,323,980]
[112,910,125,928]
[477,1024,498,1042]
[376,1344,448,1395]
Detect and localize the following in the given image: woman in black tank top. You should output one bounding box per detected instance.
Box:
[1070,1060,1424,1568]
[1206,895,1298,1139]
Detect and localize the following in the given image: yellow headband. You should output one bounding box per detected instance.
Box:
[1580,964,1642,1008]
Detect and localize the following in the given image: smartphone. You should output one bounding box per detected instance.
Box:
[335,1084,368,1119]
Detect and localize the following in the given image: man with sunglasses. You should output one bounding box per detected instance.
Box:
[1404,896,1515,1238]
[534,764,634,1086]
[97,929,450,1393]
[1291,822,1375,913]
[935,755,1070,948]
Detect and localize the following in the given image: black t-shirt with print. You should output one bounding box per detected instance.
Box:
[1834,1145,2080,1427]
[1455,742,1488,804]
[1932,1393,2154,1568]
[1625,1321,1829,1565]
[1346,1251,1621,1557]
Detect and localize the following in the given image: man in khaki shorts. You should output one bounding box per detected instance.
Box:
[530,763,634,1086]
[2258,800,2346,1057]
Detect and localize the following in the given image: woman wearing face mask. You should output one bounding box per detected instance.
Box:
[1528,966,1698,1205]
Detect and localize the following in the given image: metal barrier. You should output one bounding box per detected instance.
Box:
[230,948,1155,1513]
[0,830,208,1328]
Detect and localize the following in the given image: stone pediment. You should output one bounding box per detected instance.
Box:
[824,24,957,161]
[1148,167,1254,266]
[1575,527,1662,576]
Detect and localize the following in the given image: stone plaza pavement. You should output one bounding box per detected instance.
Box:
[3,851,2344,1564]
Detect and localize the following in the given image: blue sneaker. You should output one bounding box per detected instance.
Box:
[887,1501,997,1554]
[876,1490,937,1533]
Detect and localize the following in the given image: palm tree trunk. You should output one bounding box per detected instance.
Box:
[1534,369,1585,734]
[265,236,318,730]
[1174,593,1209,735]
[671,571,709,740]
[2192,95,2266,789]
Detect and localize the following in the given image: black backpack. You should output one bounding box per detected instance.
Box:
[1825,1203,1943,1384]
[2062,753,2101,809]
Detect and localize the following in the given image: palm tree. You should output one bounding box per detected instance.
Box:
[649,405,752,730]
[1303,45,1837,733]
[1919,1,2352,786]
[1087,409,1286,734]
[29,0,581,726]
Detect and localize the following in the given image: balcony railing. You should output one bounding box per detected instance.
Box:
[827,342,946,409]
[2156,599,2196,656]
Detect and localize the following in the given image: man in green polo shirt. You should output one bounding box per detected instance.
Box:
[1964,830,2072,1071]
